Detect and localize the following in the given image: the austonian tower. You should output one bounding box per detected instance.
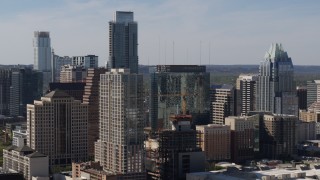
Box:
[107,11,138,73]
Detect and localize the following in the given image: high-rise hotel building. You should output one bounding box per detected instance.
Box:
[107,11,138,74]
[27,90,88,167]
[95,69,145,179]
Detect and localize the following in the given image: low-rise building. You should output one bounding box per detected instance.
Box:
[12,128,27,147]
[60,65,87,83]
[3,145,49,180]
[225,116,255,163]
[196,124,231,161]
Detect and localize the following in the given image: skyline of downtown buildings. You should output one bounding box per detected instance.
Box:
[2,9,320,180]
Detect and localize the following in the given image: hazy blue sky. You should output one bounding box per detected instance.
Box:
[0,0,319,66]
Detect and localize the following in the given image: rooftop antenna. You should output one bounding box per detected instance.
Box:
[186,48,189,65]
[200,40,202,65]
[173,41,175,65]
[209,42,211,65]
[158,36,160,65]
[165,40,167,65]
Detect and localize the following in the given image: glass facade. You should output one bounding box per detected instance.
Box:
[256,44,297,115]
[150,65,210,130]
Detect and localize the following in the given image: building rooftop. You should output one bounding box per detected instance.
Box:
[44,90,71,98]
[211,84,234,90]
[26,151,47,158]
[14,145,34,152]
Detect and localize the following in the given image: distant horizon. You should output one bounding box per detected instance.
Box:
[2,63,320,67]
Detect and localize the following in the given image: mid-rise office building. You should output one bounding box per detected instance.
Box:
[299,102,320,122]
[33,31,52,93]
[196,124,231,161]
[72,55,98,69]
[307,80,320,107]
[296,120,316,144]
[51,53,72,82]
[299,102,320,139]
[150,65,210,130]
[236,74,257,116]
[107,11,138,73]
[225,116,255,163]
[95,69,144,178]
[27,90,88,167]
[256,43,298,115]
[10,68,42,116]
[0,69,11,116]
[82,68,107,157]
[3,145,49,180]
[211,84,235,125]
[297,86,307,110]
[60,65,87,83]
[262,114,296,159]
[146,115,205,179]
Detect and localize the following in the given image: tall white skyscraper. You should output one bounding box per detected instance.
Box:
[33,31,52,93]
[107,11,138,74]
[34,31,51,71]
[95,69,145,179]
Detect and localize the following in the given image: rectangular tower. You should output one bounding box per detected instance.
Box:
[107,11,138,74]
[82,68,107,157]
[33,31,52,93]
[27,90,88,167]
[150,65,210,131]
[10,68,43,117]
[96,69,144,177]
[0,69,11,116]
[211,84,235,125]
[236,74,257,116]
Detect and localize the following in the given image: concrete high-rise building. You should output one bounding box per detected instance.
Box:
[196,124,231,161]
[59,65,87,83]
[33,31,52,93]
[0,69,11,116]
[10,68,43,117]
[107,11,138,74]
[256,43,298,115]
[27,90,88,167]
[236,74,257,116]
[51,53,72,82]
[72,55,98,69]
[225,116,255,163]
[150,65,210,131]
[262,114,296,159]
[297,86,307,110]
[307,80,320,107]
[82,68,107,157]
[95,69,144,178]
[211,84,235,125]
